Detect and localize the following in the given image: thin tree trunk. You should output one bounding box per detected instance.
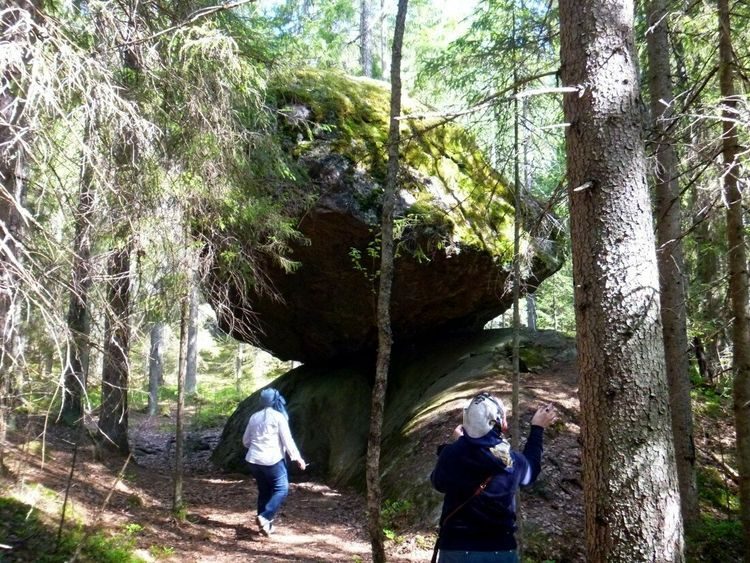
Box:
[234,342,245,394]
[62,118,95,425]
[511,15,524,555]
[0,0,41,471]
[522,92,537,335]
[173,294,188,515]
[378,0,387,79]
[511,59,521,452]
[98,0,142,452]
[559,0,684,559]
[552,292,558,331]
[99,242,132,454]
[185,278,199,395]
[148,322,165,416]
[686,109,723,382]
[645,0,698,526]
[360,0,373,77]
[719,0,750,556]
[366,1,408,561]
[526,294,537,331]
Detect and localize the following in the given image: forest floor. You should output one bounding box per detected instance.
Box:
[1,356,590,563]
[0,352,739,562]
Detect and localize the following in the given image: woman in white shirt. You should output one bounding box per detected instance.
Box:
[242,388,306,536]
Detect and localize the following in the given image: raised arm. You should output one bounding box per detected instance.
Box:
[520,403,557,486]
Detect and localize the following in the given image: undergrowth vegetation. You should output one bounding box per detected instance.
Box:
[686,374,742,562]
[0,495,145,562]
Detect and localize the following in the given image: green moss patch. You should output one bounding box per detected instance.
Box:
[268,68,516,258]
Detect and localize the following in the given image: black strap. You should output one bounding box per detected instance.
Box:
[431,476,493,563]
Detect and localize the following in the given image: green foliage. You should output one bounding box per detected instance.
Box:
[692,383,732,419]
[534,257,575,335]
[124,522,143,536]
[697,466,739,514]
[522,522,561,562]
[259,0,360,72]
[149,544,176,559]
[381,498,414,541]
[0,497,143,563]
[189,386,248,430]
[686,516,743,562]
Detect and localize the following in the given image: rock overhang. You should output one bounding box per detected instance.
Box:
[202,69,564,363]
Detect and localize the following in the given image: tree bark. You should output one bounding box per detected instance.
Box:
[719,0,750,556]
[148,322,165,416]
[645,0,698,526]
[62,119,95,425]
[511,56,521,451]
[185,278,199,395]
[99,242,132,454]
[173,294,188,514]
[526,294,537,331]
[234,342,245,393]
[0,0,44,471]
[366,1,408,561]
[559,0,684,559]
[378,0,387,79]
[360,0,373,77]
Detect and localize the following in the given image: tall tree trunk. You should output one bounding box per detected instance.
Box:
[526,294,537,331]
[360,0,373,77]
[552,292,558,331]
[173,295,188,515]
[685,89,723,382]
[148,322,165,416]
[377,0,386,79]
[521,94,537,335]
[234,342,245,394]
[62,119,95,425]
[645,0,698,526]
[559,0,684,560]
[510,16,524,554]
[99,242,132,454]
[692,183,723,381]
[366,1,408,561]
[0,0,41,470]
[719,0,750,556]
[98,0,143,451]
[185,278,198,395]
[510,6,522,451]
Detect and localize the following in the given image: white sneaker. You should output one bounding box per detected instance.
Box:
[256,514,272,536]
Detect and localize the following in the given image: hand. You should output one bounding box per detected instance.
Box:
[530,403,558,428]
[297,459,307,470]
[451,424,464,441]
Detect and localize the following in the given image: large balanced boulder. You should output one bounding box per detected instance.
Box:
[205,70,563,364]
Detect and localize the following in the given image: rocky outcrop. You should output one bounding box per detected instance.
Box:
[211,329,576,521]
[205,70,564,364]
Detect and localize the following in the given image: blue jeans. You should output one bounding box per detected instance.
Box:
[248,460,289,521]
[438,550,519,563]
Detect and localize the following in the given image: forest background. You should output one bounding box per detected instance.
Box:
[1,0,749,560]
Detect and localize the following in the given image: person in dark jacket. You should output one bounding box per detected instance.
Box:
[431,391,557,563]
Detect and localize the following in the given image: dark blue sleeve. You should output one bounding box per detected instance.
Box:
[522,425,544,484]
[431,448,451,493]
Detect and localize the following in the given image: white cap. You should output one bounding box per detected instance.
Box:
[462,392,505,438]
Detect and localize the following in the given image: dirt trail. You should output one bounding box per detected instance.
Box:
[3,356,583,562]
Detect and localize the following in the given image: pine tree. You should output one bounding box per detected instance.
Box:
[560,0,684,558]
